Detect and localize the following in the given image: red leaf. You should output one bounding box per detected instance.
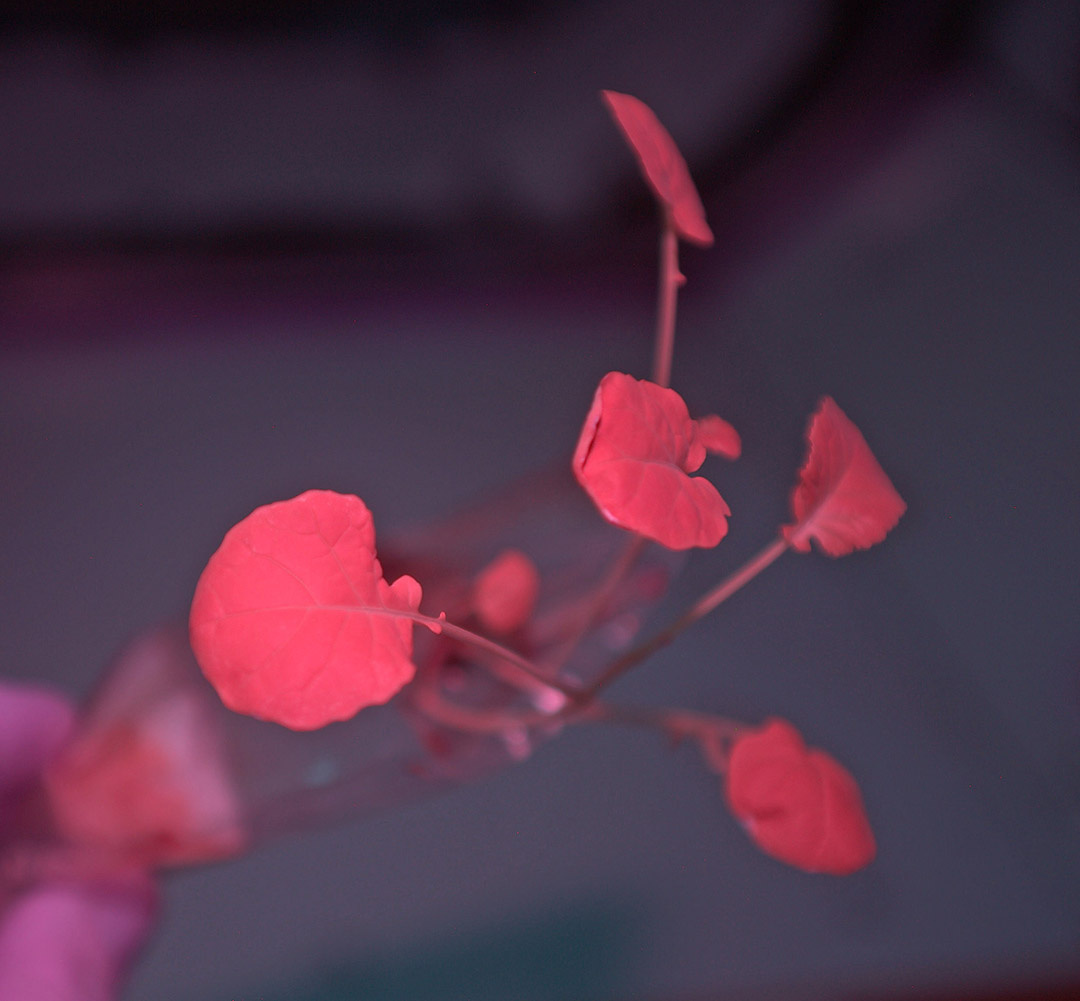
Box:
[189,490,423,731]
[472,548,540,635]
[601,90,714,247]
[784,397,905,557]
[573,372,731,550]
[725,718,875,875]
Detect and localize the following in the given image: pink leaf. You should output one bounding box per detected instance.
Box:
[784,397,906,557]
[472,549,540,635]
[0,877,156,1001]
[189,490,423,731]
[573,372,731,550]
[601,90,714,247]
[725,718,875,875]
[0,683,74,790]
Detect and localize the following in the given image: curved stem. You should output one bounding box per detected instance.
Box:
[428,617,577,697]
[276,603,581,701]
[410,675,561,736]
[652,224,682,388]
[577,535,789,700]
[410,676,743,759]
[221,602,576,701]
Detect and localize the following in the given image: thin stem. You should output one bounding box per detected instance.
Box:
[584,700,744,746]
[675,534,789,624]
[411,676,742,757]
[652,224,683,388]
[230,602,582,700]
[577,535,789,699]
[421,615,581,700]
[531,225,675,692]
[539,535,646,678]
[410,675,559,735]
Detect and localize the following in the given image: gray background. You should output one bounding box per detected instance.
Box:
[2,2,1079,998]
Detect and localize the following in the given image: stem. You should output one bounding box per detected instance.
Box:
[652,224,682,388]
[577,535,789,699]
[411,675,560,735]
[428,226,675,707]
[539,535,646,677]
[585,700,744,746]
[227,603,582,700]
[420,615,580,700]
[411,676,742,759]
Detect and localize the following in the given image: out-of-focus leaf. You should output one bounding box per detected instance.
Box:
[0,683,74,791]
[472,549,540,635]
[45,628,245,867]
[725,718,875,875]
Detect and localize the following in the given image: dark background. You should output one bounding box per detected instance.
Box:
[2,2,1079,999]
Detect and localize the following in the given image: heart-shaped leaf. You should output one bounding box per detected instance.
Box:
[189,490,424,731]
[573,372,732,550]
[472,549,540,635]
[601,90,714,247]
[784,397,905,557]
[725,718,875,875]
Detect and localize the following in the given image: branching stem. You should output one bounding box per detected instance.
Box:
[412,679,743,770]
[412,534,788,718]
[576,535,790,699]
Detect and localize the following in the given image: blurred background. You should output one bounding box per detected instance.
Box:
[2,1,1079,999]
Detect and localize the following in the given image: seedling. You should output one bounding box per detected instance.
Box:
[24,91,905,887]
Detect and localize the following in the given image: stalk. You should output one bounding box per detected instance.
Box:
[577,535,789,699]
[652,224,683,388]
